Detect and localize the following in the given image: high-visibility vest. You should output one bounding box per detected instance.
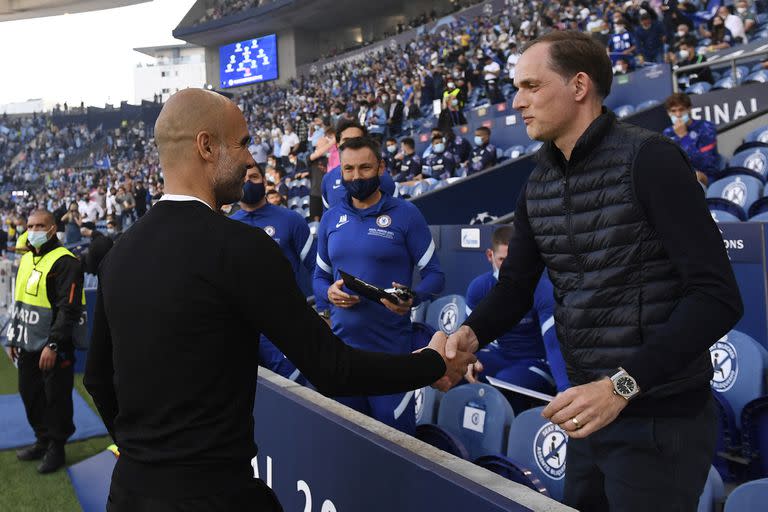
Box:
[15,231,28,252]
[7,246,87,351]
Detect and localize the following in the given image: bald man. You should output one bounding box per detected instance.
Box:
[8,209,84,474]
[83,89,474,511]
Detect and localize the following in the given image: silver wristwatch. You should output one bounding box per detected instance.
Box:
[610,367,640,400]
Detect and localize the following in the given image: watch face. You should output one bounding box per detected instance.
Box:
[616,376,636,396]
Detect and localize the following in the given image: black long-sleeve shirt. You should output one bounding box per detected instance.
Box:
[83,200,445,498]
[465,140,743,413]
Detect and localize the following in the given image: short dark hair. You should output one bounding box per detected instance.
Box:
[386,137,397,143]
[492,225,514,250]
[476,126,491,136]
[401,137,415,150]
[335,118,367,143]
[665,92,692,110]
[339,136,382,162]
[522,30,613,99]
[431,134,444,142]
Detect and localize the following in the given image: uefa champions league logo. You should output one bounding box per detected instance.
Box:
[534,423,568,480]
[439,303,459,334]
[710,338,738,392]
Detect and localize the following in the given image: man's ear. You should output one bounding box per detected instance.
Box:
[573,72,590,102]
[485,248,494,264]
[197,131,217,163]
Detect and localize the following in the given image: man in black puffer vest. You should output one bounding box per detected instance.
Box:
[445,31,743,511]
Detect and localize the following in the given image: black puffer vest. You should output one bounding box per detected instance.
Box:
[525,112,713,400]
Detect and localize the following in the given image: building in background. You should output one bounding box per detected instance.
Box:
[133,43,206,103]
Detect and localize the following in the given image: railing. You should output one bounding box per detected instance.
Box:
[672,47,768,93]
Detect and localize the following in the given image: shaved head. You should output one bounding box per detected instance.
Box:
[28,209,55,228]
[154,88,256,208]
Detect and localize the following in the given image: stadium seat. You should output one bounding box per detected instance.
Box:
[504,145,525,160]
[614,104,635,118]
[415,423,470,460]
[415,386,443,425]
[426,295,468,335]
[686,82,712,95]
[723,65,749,81]
[741,396,768,479]
[749,212,768,223]
[744,126,768,146]
[697,466,725,512]
[712,77,737,90]
[300,195,310,209]
[526,141,543,154]
[723,478,768,512]
[410,299,430,324]
[709,331,768,431]
[436,383,515,460]
[748,197,768,219]
[287,197,301,210]
[474,455,548,495]
[744,70,768,84]
[635,99,660,111]
[713,391,741,481]
[300,207,310,220]
[307,221,319,237]
[505,406,567,502]
[706,175,763,214]
[729,148,768,180]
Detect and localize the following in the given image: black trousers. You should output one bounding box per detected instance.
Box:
[17,349,75,443]
[564,396,717,512]
[107,478,283,512]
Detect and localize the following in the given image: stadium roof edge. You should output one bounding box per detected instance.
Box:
[0,0,149,22]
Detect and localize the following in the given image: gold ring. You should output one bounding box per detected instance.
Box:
[571,417,582,429]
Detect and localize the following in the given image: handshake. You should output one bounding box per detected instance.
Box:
[420,326,480,392]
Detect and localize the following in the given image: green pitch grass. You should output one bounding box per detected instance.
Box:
[0,350,110,512]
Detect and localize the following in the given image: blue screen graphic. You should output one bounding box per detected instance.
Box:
[219,34,278,88]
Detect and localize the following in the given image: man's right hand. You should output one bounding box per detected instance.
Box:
[327,279,360,309]
[9,346,18,363]
[465,360,484,383]
[426,331,477,392]
[445,325,480,361]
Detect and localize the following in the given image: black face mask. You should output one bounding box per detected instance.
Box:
[242,181,266,205]
[343,175,380,201]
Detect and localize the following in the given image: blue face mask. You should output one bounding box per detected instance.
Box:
[474,136,485,146]
[344,175,380,201]
[433,143,445,154]
[386,145,397,153]
[242,181,266,205]
[669,113,690,125]
[28,229,51,249]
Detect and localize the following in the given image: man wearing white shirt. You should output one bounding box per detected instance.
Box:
[280,124,300,167]
[718,5,747,43]
[483,55,503,104]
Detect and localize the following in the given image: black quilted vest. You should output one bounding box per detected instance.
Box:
[525,112,713,398]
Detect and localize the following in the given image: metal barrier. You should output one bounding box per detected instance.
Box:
[672,47,768,93]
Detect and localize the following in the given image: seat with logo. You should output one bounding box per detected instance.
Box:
[526,141,543,154]
[744,70,768,85]
[709,331,768,431]
[707,174,763,214]
[742,126,768,149]
[287,197,301,210]
[426,295,468,335]
[686,82,713,95]
[504,406,568,502]
[504,145,526,160]
[697,466,725,512]
[723,478,768,512]
[712,76,737,90]
[415,385,443,425]
[742,396,768,479]
[729,148,768,181]
[614,104,635,119]
[435,383,515,460]
[410,299,430,325]
[636,99,661,111]
[707,198,747,222]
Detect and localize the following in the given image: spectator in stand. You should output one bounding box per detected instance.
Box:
[717,5,747,44]
[482,55,503,104]
[673,40,715,90]
[702,15,734,52]
[266,189,283,207]
[613,58,632,75]
[382,137,398,174]
[365,100,387,143]
[608,19,637,64]
[669,23,699,56]
[115,186,135,230]
[280,123,300,167]
[735,1,757,37]
[635,12,666,64]
[393,137,422,183]
[134,181,148,219]
[663,93,720,185]
[387,94,405,137]
[423,134,457,180]
[468,127,497,175]
[250,134,271,166]
[284,152,308,180]
[61,203,82,245]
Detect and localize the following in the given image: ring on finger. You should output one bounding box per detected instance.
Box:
[571,417,583,430]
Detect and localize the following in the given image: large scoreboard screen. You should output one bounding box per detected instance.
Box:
[219,34,278,88]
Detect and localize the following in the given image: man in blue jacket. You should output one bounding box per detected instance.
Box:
[314,137,445,434]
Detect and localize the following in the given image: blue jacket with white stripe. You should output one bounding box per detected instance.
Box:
[314,193,444,353]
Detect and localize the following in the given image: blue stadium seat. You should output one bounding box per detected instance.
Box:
[697,466,725,512]
[749,212,768,223]
[744,126,768,146]
[723,65,749,81]
[712,77,737,90]
[686,82,713,95]
[300,195,310,209]
[505,406,567,502]
[729,148,768,181]
[410,299,430,324]
[724,478,768,512]
[709,331,768,431]
[526,141,543,154]
[713,392,741,481]
[287,197,301,210]
[300,207,310,220]
[307,221,320,237]
[742,396,768,479]
[744,70,768,84]
[706,175,763,214]
[496,147,505,161]
[436,383,515,460]
[748,197,768,219]
[415,386,443,425]
[397,183,415,198]
[635,99,660,111]
[614,104,635,119]
[426,295,468,335]
[752,62,768,73]
[504,145,526,160]
[474,455,549,495]
[415,423,470,459]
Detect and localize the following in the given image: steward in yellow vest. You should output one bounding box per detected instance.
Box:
[6,209,85,474]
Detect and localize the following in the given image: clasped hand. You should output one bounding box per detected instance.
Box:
[421,331,477,392]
